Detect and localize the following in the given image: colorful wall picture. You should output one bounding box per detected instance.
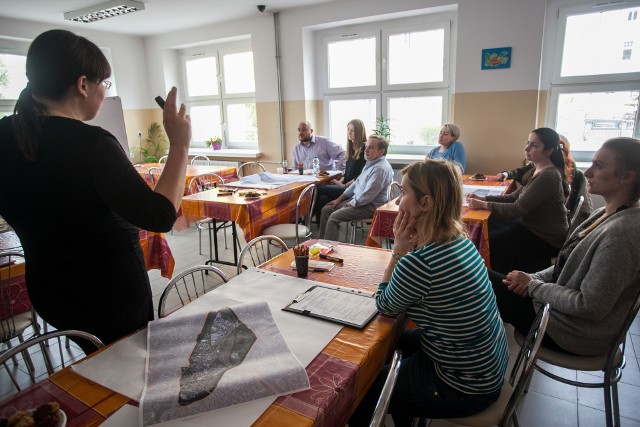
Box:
[482,47,512,70]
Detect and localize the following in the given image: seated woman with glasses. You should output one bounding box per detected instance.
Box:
[426,123,466,172]
[491,137,640,356]
[349,159,508,427]
[468,128,569,274]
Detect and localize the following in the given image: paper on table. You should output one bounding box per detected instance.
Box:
[71,269,343,424]
[284,286,377,328]
[463,184,506,198]
[141,301,310,426]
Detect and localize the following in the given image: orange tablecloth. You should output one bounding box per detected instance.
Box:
[367,176,513,267]
[180,182,312,243]
[139,163,238,195]
[0,242,404,427]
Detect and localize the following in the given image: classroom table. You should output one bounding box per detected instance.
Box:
[138,163,238,194]
[180,182,313,265]
[0,241,404,427]
[366,175,513,267]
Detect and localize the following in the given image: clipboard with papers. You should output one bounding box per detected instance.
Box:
[282,285,378,329]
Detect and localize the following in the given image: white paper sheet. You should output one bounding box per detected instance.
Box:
[71,269,343,426]
[462,184,506,198]
[141,302,310,426]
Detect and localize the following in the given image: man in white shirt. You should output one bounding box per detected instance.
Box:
[318,135,393,241]
[292,121,345,171]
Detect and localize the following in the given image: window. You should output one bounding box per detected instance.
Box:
[321,19,452,154]
[0,52,27,117]
[548,2,640,160]
[182,45,257,149]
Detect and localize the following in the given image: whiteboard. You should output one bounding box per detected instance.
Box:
[86,96,129,154]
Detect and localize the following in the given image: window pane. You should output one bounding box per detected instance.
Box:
[190,105,222,144]
[0,54,27,100]
[561,7,640,77]
[555,90,638,152]
[388,96,443,146]
[328,38,376,88]
[388,29,444,84]
[223,51,255,94]
[226,103,257,145]
[328,99,377,144]
[185,57,218,97]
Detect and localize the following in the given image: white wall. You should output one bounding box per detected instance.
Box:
[0,17,149,109]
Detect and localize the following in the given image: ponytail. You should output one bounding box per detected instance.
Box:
[13,83,48,161]
[533,127,568,195]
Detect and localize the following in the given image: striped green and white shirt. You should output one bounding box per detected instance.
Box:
[377,235,508,395]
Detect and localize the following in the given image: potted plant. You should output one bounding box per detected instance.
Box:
[205,136,223,151]
[129,122,168,163]
[372,115,392,142]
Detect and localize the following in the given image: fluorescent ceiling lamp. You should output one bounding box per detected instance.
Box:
[64,0,145,23]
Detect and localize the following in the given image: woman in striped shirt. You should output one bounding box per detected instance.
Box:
[349,159,509,426]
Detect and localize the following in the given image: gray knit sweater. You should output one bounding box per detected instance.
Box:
[528,207,640,355]
[485,167,568,248]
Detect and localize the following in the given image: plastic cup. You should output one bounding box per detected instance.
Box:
[295,255,309,277]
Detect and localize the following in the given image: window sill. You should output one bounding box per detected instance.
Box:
[188,148,261,159]
[386,153,426,165]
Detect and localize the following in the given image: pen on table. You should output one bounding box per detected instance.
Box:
[319,254,343,263]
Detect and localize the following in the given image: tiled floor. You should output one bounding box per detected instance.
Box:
[2,223,640,426]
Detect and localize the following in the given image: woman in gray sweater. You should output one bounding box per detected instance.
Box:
[468,128,569,273]
[490,137,640,355]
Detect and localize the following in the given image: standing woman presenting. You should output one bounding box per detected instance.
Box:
[0,30,191,352]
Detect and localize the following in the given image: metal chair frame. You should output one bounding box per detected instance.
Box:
[448,303,551,427]
[1,330,104,392]
[188,173,241,266]
[262,184,317,245]
[158,155,168,164]
[370,349,403,427]
[238,162,266,178]
[157,265,229,318]
[236,235,288,275]
[191,155,211,165]
[1,251,41,384]
[518,291,640,427]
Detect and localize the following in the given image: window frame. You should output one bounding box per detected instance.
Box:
[319,17,453,155]
[381,22,451,92]
[547,1,640,161]
[180,43,257,149]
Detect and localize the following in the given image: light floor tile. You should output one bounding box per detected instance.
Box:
[577,373,640,421]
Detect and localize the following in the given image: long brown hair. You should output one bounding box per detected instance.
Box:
[346,119,367,161]
[13,29,111,160]
[401,159,466,246]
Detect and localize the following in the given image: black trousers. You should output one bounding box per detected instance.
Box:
[489,222,560,274]
[488,270,569,353]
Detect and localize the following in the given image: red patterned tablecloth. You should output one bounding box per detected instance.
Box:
[366,176,513,267]
[0,242,404,427]
[139,163,238,194]
[180,182,312,243]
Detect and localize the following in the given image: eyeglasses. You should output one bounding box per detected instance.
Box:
[439,132,451,136]
[101,80,112,90]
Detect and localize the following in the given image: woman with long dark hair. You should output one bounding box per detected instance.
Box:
[468,127,569,273]
[314,119,367,222]
[491,137,640,356]
[0,29,191,352]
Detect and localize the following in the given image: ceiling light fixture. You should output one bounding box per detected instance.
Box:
[64,0,145,23]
